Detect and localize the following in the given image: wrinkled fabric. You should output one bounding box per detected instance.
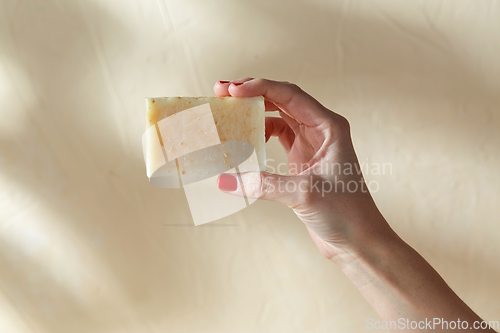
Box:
[0,0,499,332]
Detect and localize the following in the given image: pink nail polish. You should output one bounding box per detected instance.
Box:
[218,174,237,191]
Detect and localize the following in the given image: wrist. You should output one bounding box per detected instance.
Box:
[329,215,401,270]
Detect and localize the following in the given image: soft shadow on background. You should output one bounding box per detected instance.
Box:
[0,0,499,332]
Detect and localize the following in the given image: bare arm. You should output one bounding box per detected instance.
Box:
[338,223,493,332]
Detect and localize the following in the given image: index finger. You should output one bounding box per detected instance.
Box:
[213,78,253,97]
[227,78,332,126]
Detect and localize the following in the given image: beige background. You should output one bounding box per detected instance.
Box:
[1,0,499,332]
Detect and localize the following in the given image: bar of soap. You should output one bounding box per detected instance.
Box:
[144,96,266,179]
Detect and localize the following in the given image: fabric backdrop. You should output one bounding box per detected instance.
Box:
[0,0,499,332]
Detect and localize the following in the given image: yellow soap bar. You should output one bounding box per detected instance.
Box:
[144,96,266,178]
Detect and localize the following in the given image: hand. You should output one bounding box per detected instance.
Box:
[214,79,495,330]
[215,78,394,262]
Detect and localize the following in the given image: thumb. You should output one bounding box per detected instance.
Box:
[217,171,304,207]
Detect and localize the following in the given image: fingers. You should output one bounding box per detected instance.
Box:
[217,171,305,207]
[278,111,299,133]
[265,117,295,153]
[215,79,280,111]
[227,78,333,126]
[264,100,279,111]
[214,77,253,97]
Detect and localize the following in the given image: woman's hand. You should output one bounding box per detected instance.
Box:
[215,78,496,331]
[215,78,394,263]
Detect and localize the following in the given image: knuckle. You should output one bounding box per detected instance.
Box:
[337,115,350,131]
[253,78,267,86]
[249,172,266,198]
[288,82,302,93]
[328,114,350,136]
[258,172,268,198]
[264,174,280,196]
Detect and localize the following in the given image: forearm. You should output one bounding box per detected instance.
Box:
[333,221,494,332]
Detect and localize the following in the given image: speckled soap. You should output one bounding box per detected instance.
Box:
[144,96,266,178]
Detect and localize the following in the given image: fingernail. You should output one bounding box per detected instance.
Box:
[218,80,230,84]
[218,173,238,191]
[232,82,244,86]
